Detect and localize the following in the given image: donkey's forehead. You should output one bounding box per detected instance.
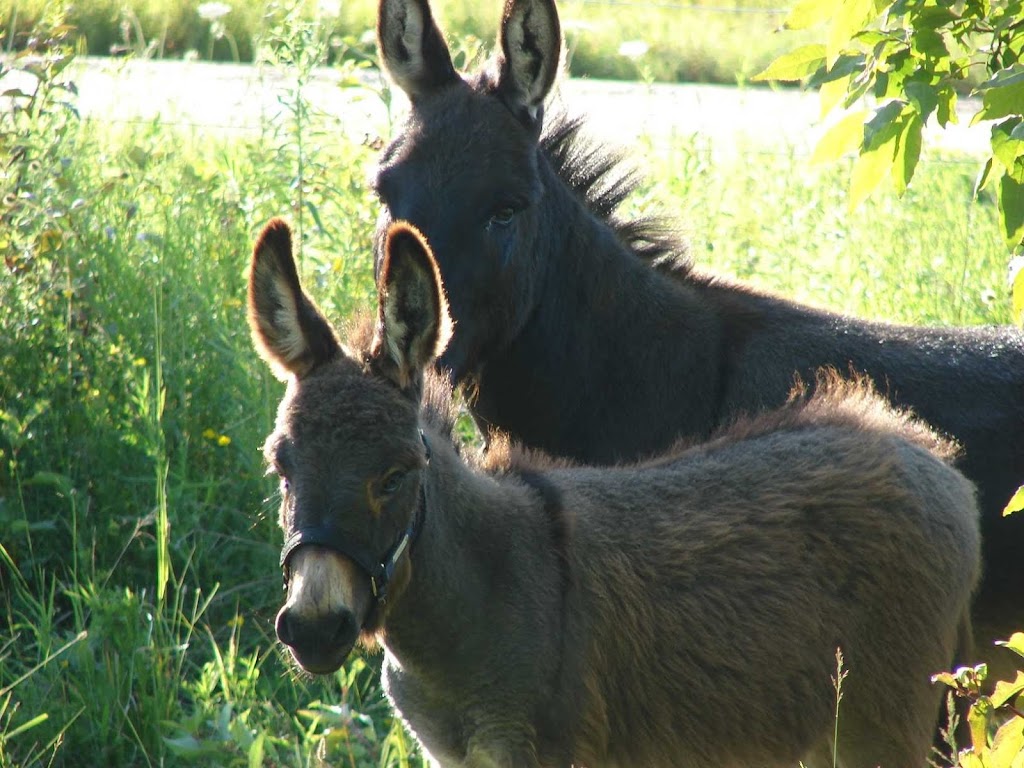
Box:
[377,84,536,181]
[275,357,419,447]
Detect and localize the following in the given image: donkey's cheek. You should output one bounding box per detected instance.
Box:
[366,478,384,517]
[496,232,517,267]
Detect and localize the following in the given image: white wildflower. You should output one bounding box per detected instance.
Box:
[618,40,649,59]
[197,2,231,21]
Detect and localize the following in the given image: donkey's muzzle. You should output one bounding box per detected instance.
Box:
[276,604,358,674]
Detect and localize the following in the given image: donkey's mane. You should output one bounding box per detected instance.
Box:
[540,111,693,276]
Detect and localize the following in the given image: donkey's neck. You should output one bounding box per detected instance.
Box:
[379,434,568,755]
[471,159,728,464]
[384,436,553,658]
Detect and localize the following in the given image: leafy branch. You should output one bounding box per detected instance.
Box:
[932,633,1024,767]
[755,0,1024,266]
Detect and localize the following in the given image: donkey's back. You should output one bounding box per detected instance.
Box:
[537,381,981,767]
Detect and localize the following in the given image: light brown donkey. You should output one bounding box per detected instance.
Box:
[248,217,981,768]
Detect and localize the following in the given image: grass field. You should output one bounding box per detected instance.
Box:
[1,12,1020,768]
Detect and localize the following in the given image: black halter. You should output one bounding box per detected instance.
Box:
[279,432,431,609]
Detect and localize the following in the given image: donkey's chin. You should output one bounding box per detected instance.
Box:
[288,641,355,676]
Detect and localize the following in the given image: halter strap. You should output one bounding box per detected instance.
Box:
[279,431,431,610]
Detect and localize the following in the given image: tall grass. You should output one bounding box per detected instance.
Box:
[0,9,1018,768]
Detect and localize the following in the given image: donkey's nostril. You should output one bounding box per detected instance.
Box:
[275,607,296,647]
[332,610,357,647]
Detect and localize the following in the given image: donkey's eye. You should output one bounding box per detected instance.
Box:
[488,206,517,228]
[380,469,407,495]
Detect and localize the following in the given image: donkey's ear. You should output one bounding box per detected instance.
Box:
[371,222,452,393]
[494,0,561,128]
[247,218,341,380]
[377,0,458,100]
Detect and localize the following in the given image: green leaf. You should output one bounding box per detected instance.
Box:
[996,631,1024,657]
[248,733,266,768]
[893,114,923,195]
[1011,157,1024,185]
[846,101,907,210]
[854,30,889,47]
[989,670,1024,708]
[992,2,1024,34]
[999,171,1024,247]
[989,715,1024,766]
[818,53,868,84]
[809,54,866,115]
[974,64,1024,123]
[910,28,949,59]
[1005,486,1024,516]
[992,118,1024,175]
[164,735,214,757]
[975,156,995,198]
[754,45,827,82]
[910,5,958,29]
[958,752,985,768]
[905,81,939,123]
[968,698,990,756]
[828,0,877,66]
[812,110,869,164]
[936,84,958,127]
[4,713,49,741]
[864,100,906,149]
[979,83,1024,122]
[849,140,896,211]
[820,75,852,117]
[964,0,991,20]
[784,0,842,30]
[843,68,876,109]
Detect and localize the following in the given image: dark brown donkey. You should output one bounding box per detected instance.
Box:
[249,218,980,768]
[371,0,1023,639]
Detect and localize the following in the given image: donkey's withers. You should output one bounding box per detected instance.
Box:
[371,0,1024,639]
[249,219,981,768]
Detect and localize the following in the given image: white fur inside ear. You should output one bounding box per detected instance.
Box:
[382,286,410,366]
[269,271,310,366]
[505,19,531,96]
[501,0,560,112]
[382,2,427,90]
